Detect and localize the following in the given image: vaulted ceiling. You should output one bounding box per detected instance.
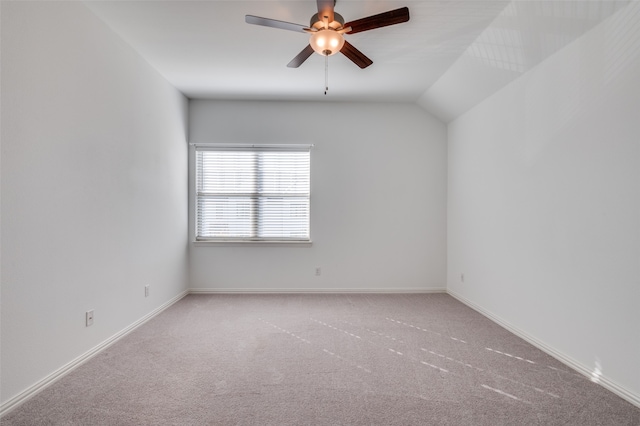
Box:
[84,0,631,122]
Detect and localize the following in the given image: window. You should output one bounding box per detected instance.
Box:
[194,145,311,242]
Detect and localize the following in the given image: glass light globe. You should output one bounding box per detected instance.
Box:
[309,29,345,56]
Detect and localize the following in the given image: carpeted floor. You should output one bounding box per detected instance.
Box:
[3,293,639,425]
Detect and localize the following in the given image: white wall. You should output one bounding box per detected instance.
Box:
[447,3,640,404]
[189,100,447,292]
[1,1,189,406]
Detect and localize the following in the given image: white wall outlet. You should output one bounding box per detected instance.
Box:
[315,267,321,276]
[86,310,94,327]
[461,273,465,282]
[145,285,150,297]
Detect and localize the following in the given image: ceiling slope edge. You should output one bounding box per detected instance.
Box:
[415,0,632,124]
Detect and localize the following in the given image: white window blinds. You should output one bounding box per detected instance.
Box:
[195,145,311,242]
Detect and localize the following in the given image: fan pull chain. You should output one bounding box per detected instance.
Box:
[324,54,329,95]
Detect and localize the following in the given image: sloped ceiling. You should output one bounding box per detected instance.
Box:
[84,0,631,122]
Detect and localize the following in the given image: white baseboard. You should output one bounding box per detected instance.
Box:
[0,290,189,417]
[189,287,447,294]
[447,289,640,409]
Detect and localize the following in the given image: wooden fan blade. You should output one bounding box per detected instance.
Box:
[316,0,335,25]
[340,40,373,69]
[287,45,315,68]
[344,7,410,34]
[245,15,308,33]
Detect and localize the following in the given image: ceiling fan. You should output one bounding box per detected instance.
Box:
[245,0,410,69]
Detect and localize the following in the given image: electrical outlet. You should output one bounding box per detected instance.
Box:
[315,267,321,276]
[145,285,150,297]
[86,310,94,327]
[461,273,465,282]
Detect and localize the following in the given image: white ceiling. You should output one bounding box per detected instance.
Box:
[84,0,631,122]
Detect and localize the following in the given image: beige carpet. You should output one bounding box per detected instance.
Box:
[3,293,639,425]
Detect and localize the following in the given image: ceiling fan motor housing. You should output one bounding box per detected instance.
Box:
[310,12,344,30]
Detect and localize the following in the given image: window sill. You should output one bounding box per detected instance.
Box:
[192,240,312,247]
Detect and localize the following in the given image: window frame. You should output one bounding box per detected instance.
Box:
[191,143,312,245]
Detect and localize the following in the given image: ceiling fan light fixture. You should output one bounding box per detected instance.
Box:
[246,5,409,69]
[310,29,344,56]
